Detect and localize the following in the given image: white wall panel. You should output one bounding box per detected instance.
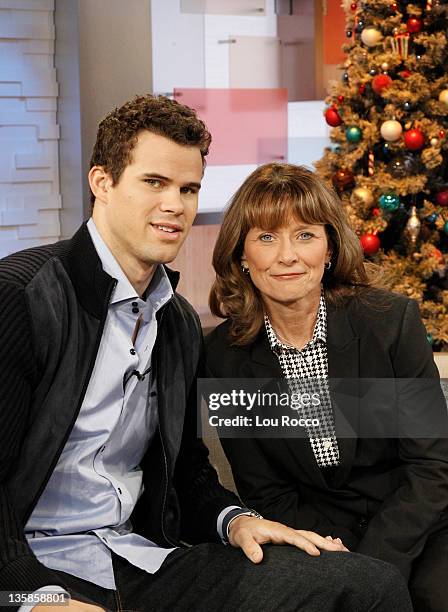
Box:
[0,110,56,125]
[287,101,331,168]
[1,208,39,225]
[0,21,54,40]
[0,0,60,255]
[0,83,21,95]
[24,193,61,209]
[37,124,59,139]
[0,236,55,258]
[0,8,55,38]
[0,227,19,239]
[151,0,205,93]
[10,168,54,182]
[15,153,51,168]
[199,164,257,212]
[0,0,54,10]
[4,181,53,194]
[17,209,59,238]
[0,195,23,208]
[204,0,276,87]
[21,39,54,53]
[26,97,56,111]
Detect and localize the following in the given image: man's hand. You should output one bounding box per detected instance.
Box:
[34,600,105,612]
[228,515,349,564]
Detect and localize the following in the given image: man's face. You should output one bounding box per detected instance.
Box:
[93,130,203,273]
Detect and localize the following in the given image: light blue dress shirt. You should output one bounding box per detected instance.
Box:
[25,219,178,589]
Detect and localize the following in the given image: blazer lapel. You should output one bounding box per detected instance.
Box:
[249,332,283,378]
[249,331,330,488]
[326,303,360,486]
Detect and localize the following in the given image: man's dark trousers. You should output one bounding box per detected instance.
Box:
[52,543,412,612]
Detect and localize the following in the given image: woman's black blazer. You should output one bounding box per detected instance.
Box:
[204,289,448,579]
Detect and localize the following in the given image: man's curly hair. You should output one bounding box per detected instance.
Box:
[89,94,211,204]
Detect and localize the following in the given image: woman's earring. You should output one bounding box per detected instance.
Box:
[324,261,332,270]
[241,263,250,274]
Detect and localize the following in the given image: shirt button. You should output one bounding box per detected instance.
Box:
[132,301,138,307]
[132,307,139,314]
[130,348,136,355]
[118,487,122,494]
[305,355,313,363]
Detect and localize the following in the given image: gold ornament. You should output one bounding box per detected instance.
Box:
[439,89,448,107]
[380,119,403,142]
[352,186,374,206]
[381,62,389,71]
[405,206,421,245]
[361,27,383,47]
[430,137,439,146]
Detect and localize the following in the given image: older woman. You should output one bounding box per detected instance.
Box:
[205,163,448,612]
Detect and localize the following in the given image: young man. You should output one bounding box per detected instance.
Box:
[0,95,412,611]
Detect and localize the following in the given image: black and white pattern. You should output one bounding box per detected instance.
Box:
[264,293,340,468]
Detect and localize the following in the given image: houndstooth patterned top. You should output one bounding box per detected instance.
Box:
[264,293,340,468]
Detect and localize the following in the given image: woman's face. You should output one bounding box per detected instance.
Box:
[242,216,331,309]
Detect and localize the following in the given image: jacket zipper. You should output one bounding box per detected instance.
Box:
[159,427,177,547]
[24,279,118,523]
[153,297,179,548]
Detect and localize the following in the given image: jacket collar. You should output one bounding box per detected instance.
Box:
[62,222,180,319]
[249,299,357,370]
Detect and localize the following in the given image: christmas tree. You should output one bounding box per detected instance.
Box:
[315,0,448,350]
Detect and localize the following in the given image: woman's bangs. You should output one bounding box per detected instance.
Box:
[243,184,298,230]
[244,189,326,231]
[291,192,329,226]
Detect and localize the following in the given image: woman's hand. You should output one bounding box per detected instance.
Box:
[228,515,349,563]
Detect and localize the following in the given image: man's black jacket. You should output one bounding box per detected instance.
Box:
[0,223,240,593]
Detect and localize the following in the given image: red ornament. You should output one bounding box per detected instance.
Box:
[400,69,411,79]
[337,95,345,103]
[359,83,366,95]
[436,189,448,207]
[391,2,398,10]
[325,106,343,127]
[372,74,393,94]
[350,2,357,9]
[439,130,446,139]
[404,128,425,150]
[360,233,381,255]
[372,207,381,217]
[332,168,355,192]
[432,248,443,263]
[407,17,422,33]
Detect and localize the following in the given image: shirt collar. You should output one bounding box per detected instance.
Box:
[87,218,173,307]
[264,290,327,353]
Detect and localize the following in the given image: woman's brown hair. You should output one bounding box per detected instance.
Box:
[209,163,379,346]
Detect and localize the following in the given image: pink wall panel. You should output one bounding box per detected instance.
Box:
[174,88,288,165]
